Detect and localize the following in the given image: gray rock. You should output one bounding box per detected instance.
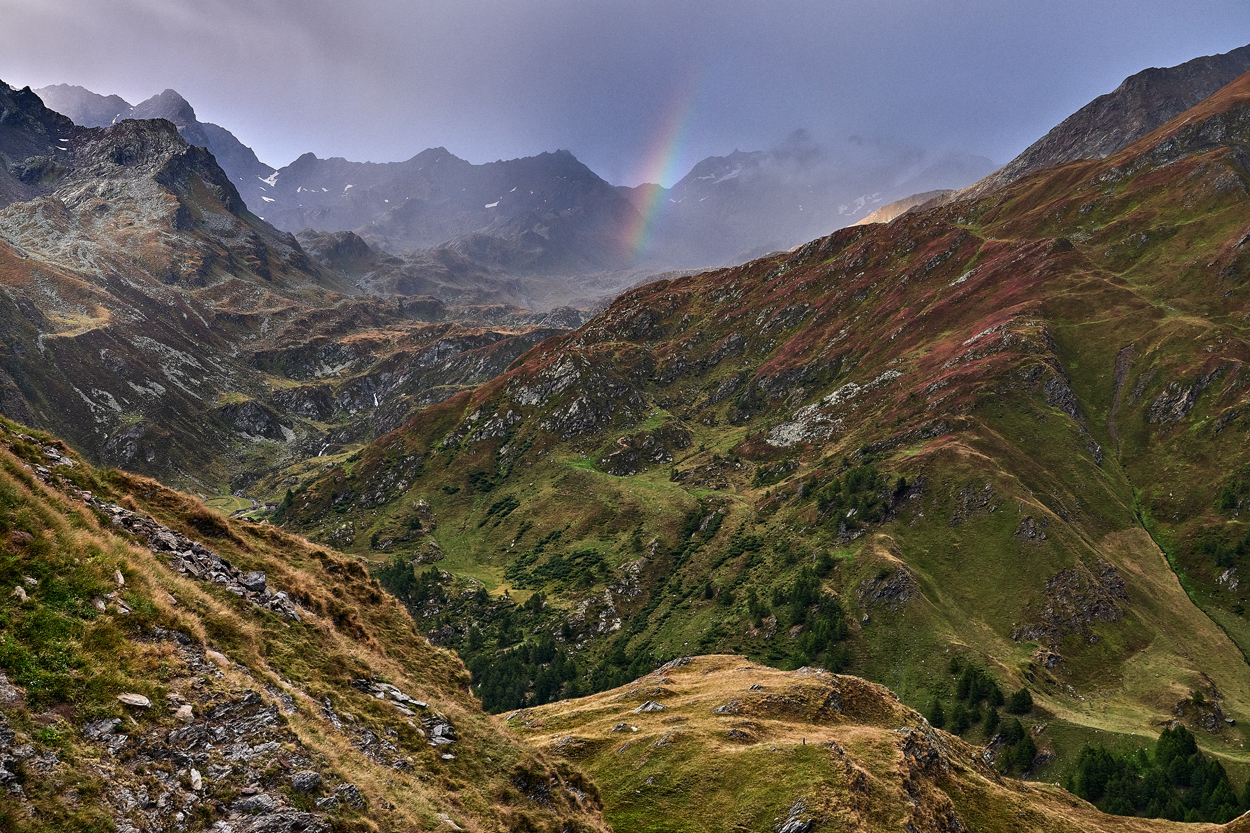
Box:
[149,530,180,551]
[775,799,815,833]
[239,812,331,833]
[422,715,456,746]
[0,673,22,708]
[634,700,666,713]
[232,793,278,814]
[83,717,123,739]
[291,770,323,794]
[241,571,267,593]
[316,783,365,810]
[0,714,14,751]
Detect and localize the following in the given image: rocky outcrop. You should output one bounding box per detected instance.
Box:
[1,662,338,833]
[773,798,816,833]
[598,422,692,476]
[1013,560,1129,646]
[19,447,307,621]
[858,565,917,615]
[100,499,306,622]
[1148,364,1227,425]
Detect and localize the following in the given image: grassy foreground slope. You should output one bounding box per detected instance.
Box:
[284,72,1250,783]
[0,417,606,832]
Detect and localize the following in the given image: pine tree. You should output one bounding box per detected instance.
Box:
[982,706,1000,736]
[950,702,970,735]
[1015,732,1037,772]
[1006,686,1033,714]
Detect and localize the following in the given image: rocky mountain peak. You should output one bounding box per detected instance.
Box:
[960,42,1250,199]
[412,146,456,163]
[130,88,198,129]
[0,81,76,205]
[33,82,275,211]
[128,89,212,150]
[0,81,73,142]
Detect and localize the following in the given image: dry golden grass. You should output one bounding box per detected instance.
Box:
[512,654,1229,833]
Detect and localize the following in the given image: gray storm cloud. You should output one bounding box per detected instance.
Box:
[0,0,1247,185]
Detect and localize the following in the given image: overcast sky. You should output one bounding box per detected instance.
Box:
[1,1,1247,186]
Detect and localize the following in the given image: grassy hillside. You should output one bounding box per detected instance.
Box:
[0,417,606,832]
[279,72,1250,793]
[513,654,1231,832]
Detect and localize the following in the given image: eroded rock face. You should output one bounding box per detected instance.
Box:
[1148,365,1227,425]
[1013,560,1129,646]
[895,725,969,833]
[857,565,917,613]
[598,423,692,476]
[0,709,22,797]
[77,683,333,833]
[92,496,305,622]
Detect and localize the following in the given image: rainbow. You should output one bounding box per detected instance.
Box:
[622,73,702,262]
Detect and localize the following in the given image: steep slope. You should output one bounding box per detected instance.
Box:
[281,68,1250,793]
[0,82,74,208]
[34,84,277,210]
[0,416,607,833]
[960,42,1250,199]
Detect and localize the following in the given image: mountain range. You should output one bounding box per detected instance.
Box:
[36,85,995,278]
[2,40,1250,833]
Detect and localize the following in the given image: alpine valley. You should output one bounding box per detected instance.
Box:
[4,41,1250,833]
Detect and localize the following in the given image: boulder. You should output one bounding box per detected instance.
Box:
[291,770,323,794]
[241,571,267,593]
[232,793,278,814]
[83,717,122,739]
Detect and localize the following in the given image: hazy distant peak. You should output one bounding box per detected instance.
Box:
[682,149,764,178]
[410,146,461,165]
[130,89,197,128]
[33,83,131,128]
